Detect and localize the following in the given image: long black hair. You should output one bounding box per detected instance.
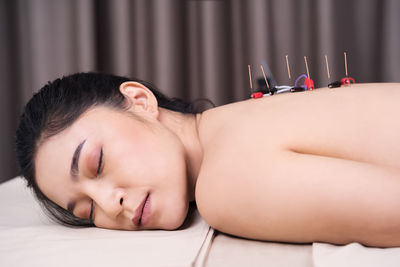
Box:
[15,72,213,227]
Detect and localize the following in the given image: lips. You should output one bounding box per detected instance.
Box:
[132,193,150,227]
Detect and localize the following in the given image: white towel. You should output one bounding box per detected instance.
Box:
[0,177,213,267]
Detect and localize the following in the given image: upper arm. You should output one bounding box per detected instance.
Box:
[197,151,400,247]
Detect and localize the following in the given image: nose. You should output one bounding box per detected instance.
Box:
[86,182,126,219]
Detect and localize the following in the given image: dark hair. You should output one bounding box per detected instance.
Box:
[15,72,213,227]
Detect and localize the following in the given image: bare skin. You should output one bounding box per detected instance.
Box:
[35,82,400,247]
[196,82,400,247]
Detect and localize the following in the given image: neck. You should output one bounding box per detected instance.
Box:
[158,108,204,202]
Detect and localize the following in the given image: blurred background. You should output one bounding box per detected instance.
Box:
[1,0,399,183]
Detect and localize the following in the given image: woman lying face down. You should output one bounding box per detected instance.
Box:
[16,73,400,247]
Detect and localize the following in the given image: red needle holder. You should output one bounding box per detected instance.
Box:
[303,56,314,90]
[249,64,269,99]
[341,52,355,85]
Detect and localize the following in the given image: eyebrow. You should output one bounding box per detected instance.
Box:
[70,139,87,180]
[67,139,86,214]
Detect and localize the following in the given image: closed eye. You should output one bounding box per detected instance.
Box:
[89,199,94,223]
[96,147,103,175]
[90,147,103,223]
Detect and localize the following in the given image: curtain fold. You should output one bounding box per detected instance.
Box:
[1,0,399,182]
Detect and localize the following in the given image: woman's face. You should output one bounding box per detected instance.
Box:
[35,103,189,230]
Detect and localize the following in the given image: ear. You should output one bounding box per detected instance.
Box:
[119,81,159,119]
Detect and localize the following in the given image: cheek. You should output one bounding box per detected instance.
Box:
[94,213,129,230]
[153,143,187,187]
[137,133,187,181]
[108,127,187,187]
[158,187,189,229]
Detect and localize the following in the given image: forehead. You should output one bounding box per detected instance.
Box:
[34,119,86,207]
[34,107,111,206]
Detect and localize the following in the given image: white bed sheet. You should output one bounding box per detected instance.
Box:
[2,176,400,267]
[0,177,213,267]
[313,242,400,267]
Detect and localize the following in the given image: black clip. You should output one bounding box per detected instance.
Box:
[328,81,341,88]
[290,86,306,92]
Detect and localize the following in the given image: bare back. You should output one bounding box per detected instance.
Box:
[195,83,400,247]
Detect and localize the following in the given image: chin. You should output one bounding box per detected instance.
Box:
[163,202,189,230]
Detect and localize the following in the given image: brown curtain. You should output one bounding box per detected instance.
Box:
[1,0,399,183]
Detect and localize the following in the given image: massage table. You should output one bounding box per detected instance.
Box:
[1,177,399,267]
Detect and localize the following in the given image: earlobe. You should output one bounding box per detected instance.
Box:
[119,81,159,118]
